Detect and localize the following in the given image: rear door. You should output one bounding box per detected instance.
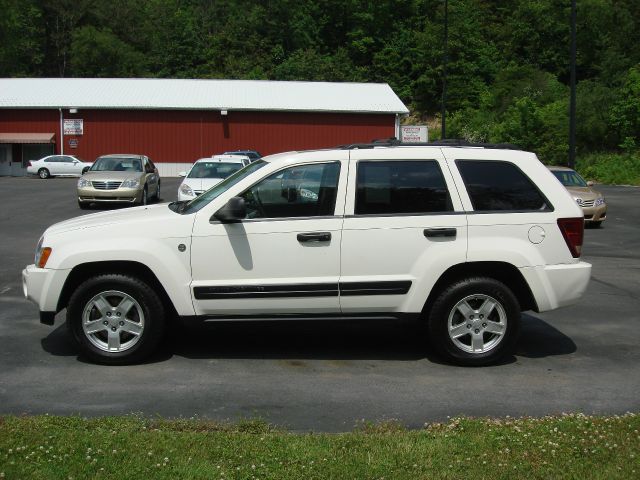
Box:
[340,148,468,314]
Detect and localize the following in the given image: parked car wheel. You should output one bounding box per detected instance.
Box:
[38,168,50,179]
[66,274,166,364]
[155,182,161,202]
[140,186,148,206]
[427,277,520,366]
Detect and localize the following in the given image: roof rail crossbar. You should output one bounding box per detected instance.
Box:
[338,138,521,150]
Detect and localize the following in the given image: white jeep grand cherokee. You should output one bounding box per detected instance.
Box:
[22,141,591,366]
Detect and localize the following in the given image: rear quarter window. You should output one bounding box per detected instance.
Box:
[456,160,551,212]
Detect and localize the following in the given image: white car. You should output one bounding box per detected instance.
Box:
[178,155,251,201]
[23,141,591,366]
[27,155,93,179]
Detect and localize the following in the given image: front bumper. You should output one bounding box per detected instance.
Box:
[520,261,592,312]
[22,264,71,324]
[581,204,607,222]
[78,187,142,203]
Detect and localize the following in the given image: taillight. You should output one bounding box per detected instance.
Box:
[557,218,584,258]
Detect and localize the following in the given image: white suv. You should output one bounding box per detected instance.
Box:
[22,141,591,366]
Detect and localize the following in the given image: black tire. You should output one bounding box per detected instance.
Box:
[155,182,161,202]
[38,168,50,179]
[78,200,90,210]
[590,221,602,228]
[140,186,148,206]
[66,274,166,365]
[426,277,521,366]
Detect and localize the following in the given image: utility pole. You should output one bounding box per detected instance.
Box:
[441,0,448,139]
[568,0,577,168]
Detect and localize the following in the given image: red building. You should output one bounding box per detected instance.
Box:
[0,78,408,176]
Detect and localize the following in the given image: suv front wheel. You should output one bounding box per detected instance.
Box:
[427,277,520,366]
[66,274,165,364]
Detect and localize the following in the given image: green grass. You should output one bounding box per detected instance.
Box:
[1,414,638,479]
[576,151,640,185]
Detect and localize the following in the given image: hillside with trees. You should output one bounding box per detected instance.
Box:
[1,0,639,179]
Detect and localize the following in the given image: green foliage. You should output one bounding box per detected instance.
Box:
[577,151,640,185]
[0,0,44,75]
[449,66,570,164]
[1,0,640,160]
[1,414,639,479]
[609,66,640,150]
[70,26,148,77]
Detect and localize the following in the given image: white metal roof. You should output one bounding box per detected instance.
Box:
[0,78,408,114]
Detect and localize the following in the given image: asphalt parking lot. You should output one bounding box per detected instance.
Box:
[1,176,639,431]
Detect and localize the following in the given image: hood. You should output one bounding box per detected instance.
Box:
[181,177,224,191]
[82,170,144,182]
[45,203,180,237]
[565,185,600,199]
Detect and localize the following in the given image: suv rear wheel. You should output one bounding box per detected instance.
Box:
[427,277,520,366]
[66,274,165,364]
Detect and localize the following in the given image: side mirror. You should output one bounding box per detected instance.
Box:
[178,171,187,177]
[587,180,594,187]
[212,197,246,223]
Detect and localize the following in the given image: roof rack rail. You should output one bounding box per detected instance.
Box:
[338,138,521,150]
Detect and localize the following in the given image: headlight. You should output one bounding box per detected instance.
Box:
[78,178,91,188]
[595,197,605,206]
[34,237,52,268]
[121,178,140,188]
[180,183,194,196]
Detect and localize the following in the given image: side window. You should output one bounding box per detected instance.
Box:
[456,160,550,211]
[61,156,74,162]
[45,156,59,163]
[355,160,453,215]
[146,158,156,173]
[241,162,340,219]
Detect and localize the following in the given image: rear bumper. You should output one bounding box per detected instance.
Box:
[520,261,592,312]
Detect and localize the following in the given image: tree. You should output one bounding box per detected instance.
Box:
[69,26,148,77]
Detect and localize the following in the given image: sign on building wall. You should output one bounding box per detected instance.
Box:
[63,119,83,135]
[401,125,428,143]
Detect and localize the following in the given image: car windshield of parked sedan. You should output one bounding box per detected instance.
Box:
[552,170,588,187]
[188,162,243,179]
[90,157,143,172]
[178,160,267,214]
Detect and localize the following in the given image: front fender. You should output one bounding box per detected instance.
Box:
[49,235,195,316]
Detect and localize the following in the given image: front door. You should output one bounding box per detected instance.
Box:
[190,155,348,317]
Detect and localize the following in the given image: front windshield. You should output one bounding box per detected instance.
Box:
[188,162,243,179]
[180,160,267,214]
[552,170,587,187]
[90,157,142,172]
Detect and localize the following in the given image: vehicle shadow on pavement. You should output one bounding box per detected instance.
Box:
[41,313,576,364]
[516,313,577,358]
